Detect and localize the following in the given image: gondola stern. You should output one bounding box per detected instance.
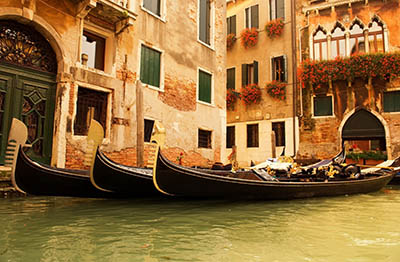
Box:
[152,146,175,196]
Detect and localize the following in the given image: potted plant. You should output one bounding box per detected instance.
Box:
[227,33,237,50]
[240,83,261,105]
[265,19,284,38]
[266,81,286,101]
[240,28,259,49]
[226,89,240,110]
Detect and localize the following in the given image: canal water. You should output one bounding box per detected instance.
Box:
[1,186,400,262]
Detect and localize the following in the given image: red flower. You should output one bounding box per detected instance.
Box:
[265,19,284,38]
[240,28,259,49]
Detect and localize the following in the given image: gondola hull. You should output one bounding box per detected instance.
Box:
[90,149,161,196]
[153,150,394,200]
[13,149,114,198]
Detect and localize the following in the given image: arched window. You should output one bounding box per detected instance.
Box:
[368,18,384,53]
[330,24,346,59]
[350,22,365,54]
[313,27,327,60]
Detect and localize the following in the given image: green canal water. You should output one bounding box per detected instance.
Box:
[1,186,400,262]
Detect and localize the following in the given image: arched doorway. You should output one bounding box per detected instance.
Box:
[0,20,57,164]
[342,109,386,162]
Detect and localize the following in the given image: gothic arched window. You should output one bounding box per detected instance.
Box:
[368,18,385,53]
[350,22,365,54]
[313,27,328,60]
[331,24,346,59]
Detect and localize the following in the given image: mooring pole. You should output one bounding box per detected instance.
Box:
[136,80,144,167]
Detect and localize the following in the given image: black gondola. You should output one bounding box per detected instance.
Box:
[89,148,162,196]
[12,148,115,198]
[153,147,395,200]
[9,118,115,198]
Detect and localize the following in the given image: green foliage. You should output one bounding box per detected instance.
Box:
[346,150,387,160]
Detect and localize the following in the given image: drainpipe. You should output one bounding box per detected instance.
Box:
[290,0,298,157]
[298,13,310,118]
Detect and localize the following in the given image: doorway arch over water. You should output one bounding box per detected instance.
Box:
[340,108,388,157]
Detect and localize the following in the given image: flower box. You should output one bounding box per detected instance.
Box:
[240,28,258,49]
[265,19,284,38]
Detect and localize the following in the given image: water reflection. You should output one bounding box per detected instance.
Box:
[1,186,400,262]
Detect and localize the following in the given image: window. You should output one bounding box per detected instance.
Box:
[368,19,384,53]
[143,0,161,16]
[199,0,211,45]
[242,61,258,86]
[350,22,365,54]
[198,69,212,103]
[272,122,285,147]
[81,31,105,70]
[270,0,285,20]
[383,91,400,112]
[313,95,333,117]
[74,87,108,136]
[227,15,236,35]
[313,27,328,61]
[227,68,235,90]
[140,45,161,88]
[226,126,235,148]
[272,56,286,82]
[144,119,155,142]
[198,129,212,148]
[245,5,259,29]
[247,124,259,148]
[330,25,346,59]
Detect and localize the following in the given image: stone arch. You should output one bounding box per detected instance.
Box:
[350,17,365,30]
[0,9,68,73]
[339,108,392,159]
[330,21,346,34]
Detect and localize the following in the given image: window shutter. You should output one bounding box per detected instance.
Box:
[271,57,276,81]
[270,0,276,20]
[205,0,210,44]
[227,68,235,90]
[245,8,250,28]
[227,17,230,35]
[242,64,248,86]
[283,55,288,82]
[199,70,211,103]
[253,61,258,84]
[232,15,236,35]
[314,96,333,116]
[277,0,285,20]
[251,5,259,29]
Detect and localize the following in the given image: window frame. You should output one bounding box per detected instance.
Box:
[272,121,286,147]
[198,0,215,48]
[368,20,385,53]
[144,119,155,142]
[197,67,213,105]
[330,25,346,59]
[242,61,258,86]
[247,123,259,148]
[198,129,212,149]
[271,55,287,82]
[141,0,166,21]
[226,125,235,149]
[349,22,365,55]
[227,67,236,90]
[73,86,110,137]
[312,94,334,118]
[245,4,259,29]
[270,0,285,21]
[312,27,328,61]
[139,43,164,91]
[383,90,400,113]
[227,15,236,36]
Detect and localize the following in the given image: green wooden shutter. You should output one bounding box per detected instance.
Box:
[253,61,258,84]
[283,55,288,82]
[199,70,211,103]
[251,5,259,29]
[227,17,230,35]
[199,0,210,44]
[227,68,235,90]
[140,45,161,88]
[314,96,333,116]
[242,64,248,86]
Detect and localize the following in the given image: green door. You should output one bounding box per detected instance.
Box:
[0,64,56,164]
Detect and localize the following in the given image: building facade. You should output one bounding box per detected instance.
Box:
[0,0,227,169]
[226,0,298,166]
[297,0,400,160]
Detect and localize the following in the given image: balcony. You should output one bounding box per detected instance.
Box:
[77,0,137,32]
[303,0,368,14]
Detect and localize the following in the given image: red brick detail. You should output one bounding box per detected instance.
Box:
[161,147,213,168]
[116,69,137,84]
[158,74,196,111]
[65,143,88,170]
[68,83,75,115]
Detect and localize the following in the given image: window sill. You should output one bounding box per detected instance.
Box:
[312,114,335,119]
[197,100,214,107]
[197,39,215,51]
[141,6,166,23]
[382,111,400,115]
[76,63,113,78]
[143,83,164,93]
